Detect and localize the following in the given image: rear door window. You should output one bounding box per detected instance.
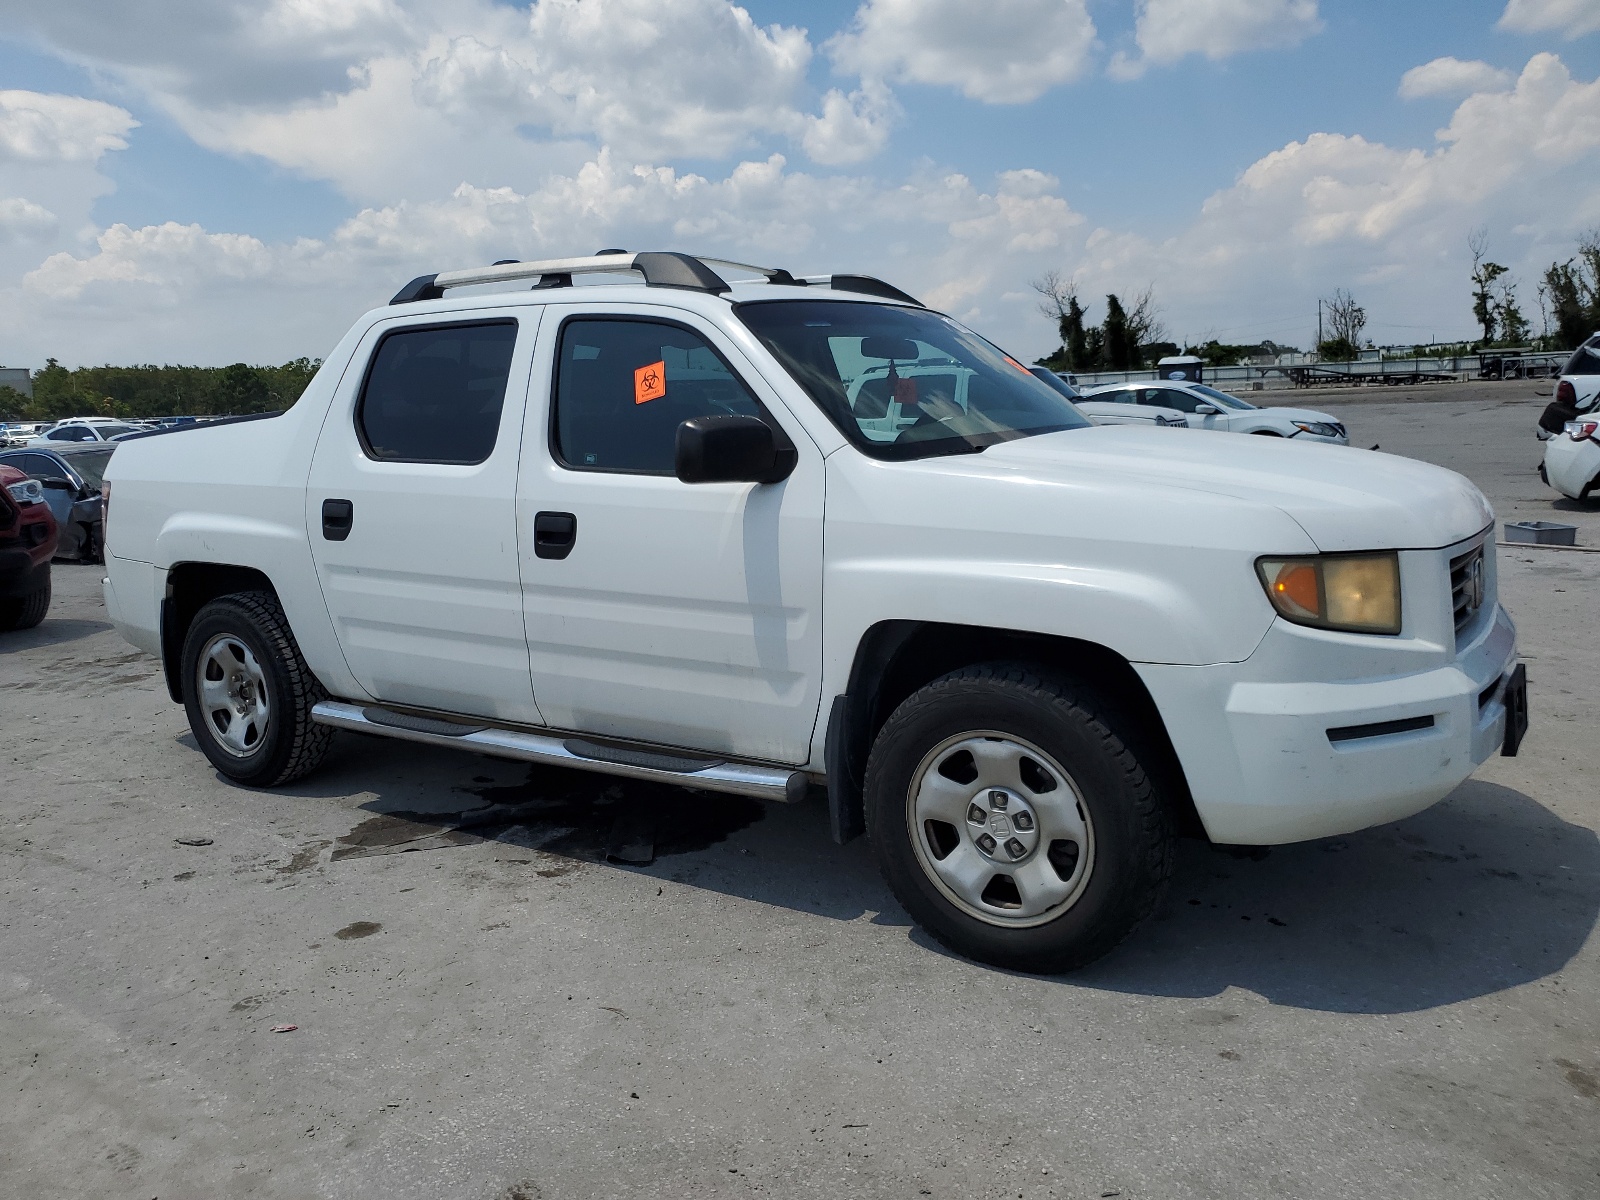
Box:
[357,320,519,464]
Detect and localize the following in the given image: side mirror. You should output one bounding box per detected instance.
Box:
[1194,404,1219,415]
[675,415,796,485]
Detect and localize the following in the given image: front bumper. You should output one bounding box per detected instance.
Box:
[1137,550,1520,846]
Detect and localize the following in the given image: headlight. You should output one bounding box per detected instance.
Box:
[1293,421,1340,438]
[5,478,44,506]
[1256,552,1401,634]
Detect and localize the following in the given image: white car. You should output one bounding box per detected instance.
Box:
[101,250,1523,974]
[28,418,149,446]
[1539,334,1600,499]
[1,422,47,448]
[1082,381,1349,444]
[1028,366,1187,429]
[1543,415,1600,500]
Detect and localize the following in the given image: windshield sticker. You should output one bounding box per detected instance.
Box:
[1004,355,1031,375]
[634,360,666,405]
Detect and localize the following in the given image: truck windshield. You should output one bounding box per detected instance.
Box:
[736,300,1091,460]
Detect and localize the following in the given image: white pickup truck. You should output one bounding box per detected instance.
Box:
[102,252,1527,973]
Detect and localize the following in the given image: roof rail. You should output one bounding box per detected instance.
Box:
[388,252,923,308]
[801,274,923,307]
[389,251,732,305]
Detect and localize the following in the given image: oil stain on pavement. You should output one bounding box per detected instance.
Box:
[333,763,765,867]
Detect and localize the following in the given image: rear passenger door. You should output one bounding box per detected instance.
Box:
[306,308,544,724]
[515,305,825,765]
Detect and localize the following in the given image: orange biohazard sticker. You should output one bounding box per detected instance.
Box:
[634,360,666,405]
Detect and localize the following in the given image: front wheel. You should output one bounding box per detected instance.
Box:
[0,571,50,631]
[181,590,333,787]
[864,664,1174,973]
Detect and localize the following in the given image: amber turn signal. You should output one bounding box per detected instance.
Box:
[1256,552,1401,635]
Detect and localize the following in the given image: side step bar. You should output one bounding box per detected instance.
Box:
[310,701,808,804]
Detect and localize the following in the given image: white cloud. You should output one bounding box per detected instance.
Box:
[1399,57,1515,99]
[827,0,1097,104]
[801,80,899,165]
[5,44,1600,370]
[1071,53,1600,345]
[7,151,1093,362]
[1498,0,1600,39]
[0,0,866,201]
[0,197,57,242]
[1113,0,1322,79]
[0,91,137,163]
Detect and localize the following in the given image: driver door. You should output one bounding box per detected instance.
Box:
[516,304,825,764]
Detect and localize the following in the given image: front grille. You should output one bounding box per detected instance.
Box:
[1450,544,1486,638]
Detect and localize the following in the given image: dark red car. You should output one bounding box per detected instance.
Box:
[0,462,58,630]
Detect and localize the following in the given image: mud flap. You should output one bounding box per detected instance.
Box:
[1501,662,1528,757]
[825,694,865,845]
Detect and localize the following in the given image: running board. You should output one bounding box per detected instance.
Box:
[310,701,807,803]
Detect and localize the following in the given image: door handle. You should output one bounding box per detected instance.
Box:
[322,498,354,541]
[533,511,576,560]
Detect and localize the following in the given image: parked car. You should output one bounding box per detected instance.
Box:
[1082,381,1349,443]
[1535,335,1600,440]
[102,250,1524,974]
[0,463,58,630]
[0,444,111,561]
[2,422,48,448]
[1043,370,1189,429]
[28,417,148,446]
[1028,366,1081,398]
[1542,416,1600,500]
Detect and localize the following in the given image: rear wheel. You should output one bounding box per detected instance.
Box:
[865,664,1174,973]
[0,572,50,631]
[181,590,332,786]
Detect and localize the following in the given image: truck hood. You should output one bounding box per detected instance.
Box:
[961,426,1492,551]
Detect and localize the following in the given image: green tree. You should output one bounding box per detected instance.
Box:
[7,357,321,421]
[1319,288,1366,360]
[214,363,272,414]
[1103,294,1134,370]
[1494,280,1531,345]
[1543,230,1600,350]
[1032,271,1090,370]
[0,385,28,421]
[1469,229,1508,345]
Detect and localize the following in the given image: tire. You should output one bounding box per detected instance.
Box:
[180,590,333,787]
[0,572,50,631]
[864,663,1175,974]
[80,522,102,564]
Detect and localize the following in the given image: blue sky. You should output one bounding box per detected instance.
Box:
[2,0,1598,366]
